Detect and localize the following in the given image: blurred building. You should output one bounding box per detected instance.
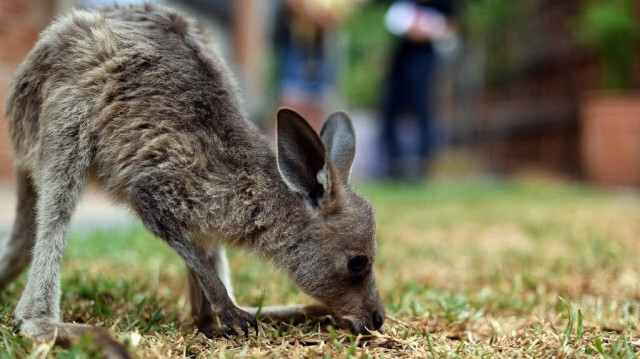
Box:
[449,0,640,184]
[0,0,61,180]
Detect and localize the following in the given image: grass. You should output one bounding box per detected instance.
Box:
[1,178,639,358]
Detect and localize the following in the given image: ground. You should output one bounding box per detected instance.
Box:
[1,179,639,358]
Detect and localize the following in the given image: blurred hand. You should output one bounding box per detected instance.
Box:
[385,1,453,42]
[285,0,353,30]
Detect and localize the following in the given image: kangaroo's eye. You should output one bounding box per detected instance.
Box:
[348,255,368,273]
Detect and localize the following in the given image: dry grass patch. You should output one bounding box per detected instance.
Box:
[1,179,639,357]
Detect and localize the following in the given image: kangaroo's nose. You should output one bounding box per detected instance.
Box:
[372,311,384,330]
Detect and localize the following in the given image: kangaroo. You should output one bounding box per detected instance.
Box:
[0,3,384,357]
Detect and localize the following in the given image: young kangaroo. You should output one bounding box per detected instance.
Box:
[0,3,384,357]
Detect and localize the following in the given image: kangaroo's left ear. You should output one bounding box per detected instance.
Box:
[277,108,330,208]
[320,111,356,183]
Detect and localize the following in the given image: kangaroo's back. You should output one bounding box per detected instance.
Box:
[6,4,268,194]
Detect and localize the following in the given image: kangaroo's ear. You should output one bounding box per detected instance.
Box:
[320,111,355,183]
[277,108,330,207]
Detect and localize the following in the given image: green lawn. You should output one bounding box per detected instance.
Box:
[1,179,639,358]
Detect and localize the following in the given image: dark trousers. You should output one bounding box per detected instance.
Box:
[381,45,436,177]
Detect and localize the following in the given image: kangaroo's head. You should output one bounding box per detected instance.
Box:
[275,108,385,334]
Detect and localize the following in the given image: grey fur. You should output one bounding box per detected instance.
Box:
[1,4,383,356]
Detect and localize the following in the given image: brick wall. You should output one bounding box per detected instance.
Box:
[0,0,55,181]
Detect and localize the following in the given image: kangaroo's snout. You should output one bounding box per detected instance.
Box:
[316,268,386,334]
[335,305,386,334]
[348,308,386,334]
[362,291,386,333]
[372,310,385,330]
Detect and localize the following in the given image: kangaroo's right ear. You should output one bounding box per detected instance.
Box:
[320,111,356,183]
[276,108,330,208]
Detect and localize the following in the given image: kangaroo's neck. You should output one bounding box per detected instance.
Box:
[199,147,308,258]
[247,172,309,260]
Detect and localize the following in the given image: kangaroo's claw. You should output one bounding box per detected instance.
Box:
[198,325,234,339]
[216,304,257,338]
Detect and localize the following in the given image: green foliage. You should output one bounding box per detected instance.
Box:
[341,2,394,108]
[0,323,32,359]
[462,0,523,36]
[570,0,639,90]
[460,0,531,84]
[593,335,639,359]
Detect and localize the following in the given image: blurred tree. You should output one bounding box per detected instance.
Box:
[570,0,639,91]
[460,0,529,85]
[341,1,394,108]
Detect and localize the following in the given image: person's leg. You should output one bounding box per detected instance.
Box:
[380,60,406,178]
[408,52,437,174]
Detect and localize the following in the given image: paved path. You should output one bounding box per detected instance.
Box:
[0,183,135,238]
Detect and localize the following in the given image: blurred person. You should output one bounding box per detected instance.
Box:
[380,0,457,180]
[273,0,354,131]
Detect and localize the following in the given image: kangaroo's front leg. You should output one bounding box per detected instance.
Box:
[187,245,241,338]
[185,244,332,335]
[168,237,257,336]
[128,175,257,337]
[189,269,331,337]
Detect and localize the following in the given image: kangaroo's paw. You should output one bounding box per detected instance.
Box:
[242,304,333,326]
[21,320,131,359]
[196,321,243,339]
[214,301,258,337]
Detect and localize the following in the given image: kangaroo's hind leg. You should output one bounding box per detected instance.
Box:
[14,119,89,336]
[14,103,130,358]
[241,304,333,326]
[0,168,38,288]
